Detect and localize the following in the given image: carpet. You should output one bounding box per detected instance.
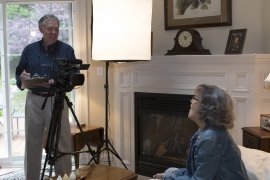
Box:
[0,169,49,180]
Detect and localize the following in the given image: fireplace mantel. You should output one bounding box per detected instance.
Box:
[112,54,270,171]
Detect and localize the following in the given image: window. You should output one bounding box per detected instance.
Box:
[0,1,75,162]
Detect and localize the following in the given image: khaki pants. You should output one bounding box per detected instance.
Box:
[24,91,72,180]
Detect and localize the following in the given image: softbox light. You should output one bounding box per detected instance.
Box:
[92,0,152,61]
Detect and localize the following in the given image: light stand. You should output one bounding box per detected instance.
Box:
[89,62,127,169]
[91,0,152,170]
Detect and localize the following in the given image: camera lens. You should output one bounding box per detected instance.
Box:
[69,73,85,86]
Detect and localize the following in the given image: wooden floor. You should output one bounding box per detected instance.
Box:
[0,117,25,157]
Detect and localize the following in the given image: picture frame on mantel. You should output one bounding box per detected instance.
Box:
[164,0,232,30]
[225,29,247,54]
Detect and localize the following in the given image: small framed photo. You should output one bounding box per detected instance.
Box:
[225,29,247,54]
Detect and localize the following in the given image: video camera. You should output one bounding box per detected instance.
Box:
[54,58,90,87]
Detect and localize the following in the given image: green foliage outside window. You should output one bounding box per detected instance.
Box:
[7,4,29,19]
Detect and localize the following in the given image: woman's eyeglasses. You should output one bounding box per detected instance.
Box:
[191,96,200,103]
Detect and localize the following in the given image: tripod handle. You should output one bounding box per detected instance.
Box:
[41,87,54,110]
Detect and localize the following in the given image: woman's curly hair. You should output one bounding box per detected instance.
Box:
[195,84,235,129]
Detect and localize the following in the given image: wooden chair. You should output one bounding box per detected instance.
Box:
[11,105,25,139]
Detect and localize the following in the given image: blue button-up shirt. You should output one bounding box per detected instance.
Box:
[15,39,76,92]
[164,126,248,180]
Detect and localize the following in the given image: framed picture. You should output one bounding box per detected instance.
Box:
[225,29,247,54]
[164,0,232,30]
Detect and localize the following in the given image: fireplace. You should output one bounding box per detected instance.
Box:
[134,92,199,177]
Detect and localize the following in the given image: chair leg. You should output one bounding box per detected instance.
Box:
[17,118,19,134]
[11,118,14,140]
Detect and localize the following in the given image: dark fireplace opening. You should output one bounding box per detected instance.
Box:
[135,92,199,177]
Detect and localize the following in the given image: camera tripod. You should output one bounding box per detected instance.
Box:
[41,88,97,179]
[88,62,127,170]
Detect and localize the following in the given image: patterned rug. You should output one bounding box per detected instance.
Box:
[0,169,49,180]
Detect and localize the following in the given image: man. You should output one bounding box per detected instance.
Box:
[15,14,75,179]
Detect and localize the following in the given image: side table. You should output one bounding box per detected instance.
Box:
[242,127,270,153]
[71,125,104,169]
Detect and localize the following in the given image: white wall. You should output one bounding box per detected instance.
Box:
[262,0,270,53]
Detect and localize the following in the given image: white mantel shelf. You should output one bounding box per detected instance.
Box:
[150,54,270,63]
[112,54,270,171]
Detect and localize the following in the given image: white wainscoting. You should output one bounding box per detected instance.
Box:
[112,54,270,171]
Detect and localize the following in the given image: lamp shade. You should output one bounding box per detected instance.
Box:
[92,0,152,61]
[264,73,270,82]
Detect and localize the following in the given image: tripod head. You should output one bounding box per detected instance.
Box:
[41,59,90,110]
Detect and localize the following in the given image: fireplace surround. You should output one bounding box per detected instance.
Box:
[113,55,270,172]
[134,92,198,177]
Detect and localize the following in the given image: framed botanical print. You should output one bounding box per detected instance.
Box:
[164,0,232,30]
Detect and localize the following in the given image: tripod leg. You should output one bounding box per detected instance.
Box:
[41,152,49,179]
[41,95,65,179]
[49,165,53,178]
[88,138,105,164]
[107,141,128,169]
[106,140,111,166]
[64,96,97,164]
[49,100,62,166]
[88,139,128,169]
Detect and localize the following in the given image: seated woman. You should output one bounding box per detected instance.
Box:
[153,84,248,180]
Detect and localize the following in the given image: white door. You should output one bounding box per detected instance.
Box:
[0,1,75,164]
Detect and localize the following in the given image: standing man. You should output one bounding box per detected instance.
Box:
[15,14,75,179]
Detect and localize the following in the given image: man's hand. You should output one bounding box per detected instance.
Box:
[20,71,31,80]
[38,79,55,88]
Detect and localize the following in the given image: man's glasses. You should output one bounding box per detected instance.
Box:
[190,96,200,103]
[45,27,59,32]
